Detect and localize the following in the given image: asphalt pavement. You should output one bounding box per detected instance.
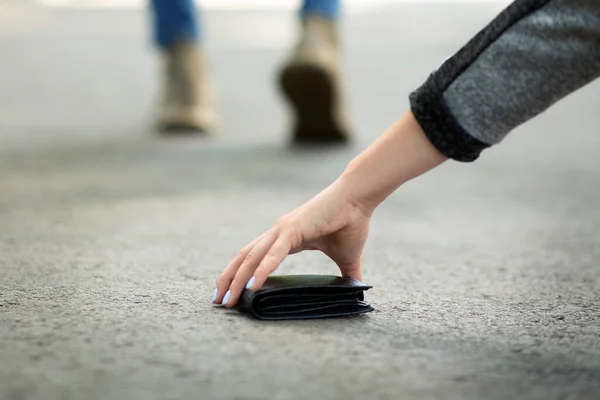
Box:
[1,2,600,400]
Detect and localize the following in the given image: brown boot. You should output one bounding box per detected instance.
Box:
[156,41,217,133]
[278,15,350,145]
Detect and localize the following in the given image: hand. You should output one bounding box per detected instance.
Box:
[213,178,373,308]
[212,111,448,308]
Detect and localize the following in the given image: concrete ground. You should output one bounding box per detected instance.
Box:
[1,2,600,399]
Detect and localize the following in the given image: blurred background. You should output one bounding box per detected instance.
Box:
[1,1,599,400]
[1,0,511,152]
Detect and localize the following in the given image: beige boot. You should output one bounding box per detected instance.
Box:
[156,41,217,133]
[278,15,350,144]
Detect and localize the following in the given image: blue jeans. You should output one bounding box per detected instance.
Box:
[150,0,340,49]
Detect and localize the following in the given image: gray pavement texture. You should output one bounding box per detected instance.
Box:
[1,2,600,400]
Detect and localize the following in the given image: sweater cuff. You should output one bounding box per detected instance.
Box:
[408,0,552,162]
[409,77,490,162]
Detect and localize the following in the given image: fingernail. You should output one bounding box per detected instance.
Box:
[245,276,255,289]
[211,288,217,303]
[222,290,231,305]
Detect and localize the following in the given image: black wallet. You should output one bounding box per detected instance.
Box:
[235,274,374,320]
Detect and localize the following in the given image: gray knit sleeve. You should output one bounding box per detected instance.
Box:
[409,0,600,162]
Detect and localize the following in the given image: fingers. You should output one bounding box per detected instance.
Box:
[247,234,293,292]
[220,231,279,308]
[214,234,264,304]
[214,225,365,309]
[214,226,296,308]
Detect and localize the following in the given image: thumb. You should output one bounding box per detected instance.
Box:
[336,260,363,282]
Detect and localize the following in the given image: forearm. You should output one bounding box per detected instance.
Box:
[340,111,447,213]
[337,0,600,214]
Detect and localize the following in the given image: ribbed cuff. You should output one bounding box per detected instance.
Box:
[409,77,490,162]
[408,0,551,162]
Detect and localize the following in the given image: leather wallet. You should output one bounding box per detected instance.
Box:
[235,274,374,320]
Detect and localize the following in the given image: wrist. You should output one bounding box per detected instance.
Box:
[335,111,448,217]
[336,158,389,217]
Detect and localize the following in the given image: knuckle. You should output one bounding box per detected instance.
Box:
[275,215,291,228]
[276,217,299,240]
[260,252,279,271]
[286,224,303,248]
[244,251,254,263]
[266,248,281,261]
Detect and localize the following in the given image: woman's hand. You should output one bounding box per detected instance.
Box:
[212,111,448,307]
[213,177,373,307]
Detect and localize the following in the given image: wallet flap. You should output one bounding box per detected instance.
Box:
[256,274,372,291]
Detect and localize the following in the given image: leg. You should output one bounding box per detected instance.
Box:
[278,0,348,145]
[150,0,199,49]
[300,0,340,21]
[149,0,217,133]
